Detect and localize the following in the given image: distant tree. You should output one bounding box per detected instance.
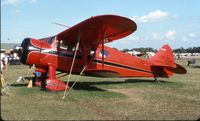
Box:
[173,46,200,53]
[121,46,200,53]
[122,48,129,52]
[196,47,200,53]
[131,47,156,53]
[112,47,118,50]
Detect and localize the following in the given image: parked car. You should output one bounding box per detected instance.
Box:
[8,57,21,65]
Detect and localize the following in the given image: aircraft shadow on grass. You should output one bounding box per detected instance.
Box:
[10,78,172,92]
[10,83,28,87]
[67,79,171,92]
[192,65,200,68]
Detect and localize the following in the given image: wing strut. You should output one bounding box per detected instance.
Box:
[62,31,81,99]
[101,26,107,69]
[62,65,88,99]
[101,34,105,68]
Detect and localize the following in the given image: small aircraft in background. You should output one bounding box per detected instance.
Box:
[15,15,187,92]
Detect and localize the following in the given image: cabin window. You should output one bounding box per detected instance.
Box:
[99,50,109,57]
[67,44,76,51]
[58,40,78,52]
[59,40,68,50]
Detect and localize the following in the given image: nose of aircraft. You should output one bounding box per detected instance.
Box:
[20,38,31,64]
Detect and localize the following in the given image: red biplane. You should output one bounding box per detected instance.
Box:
[17,15,186,91]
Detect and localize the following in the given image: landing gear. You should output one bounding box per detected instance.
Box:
[34,64,69,91]
[45,64,68,91]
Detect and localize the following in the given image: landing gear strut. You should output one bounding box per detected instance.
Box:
[34,64,69,91]
[45,64,69,91]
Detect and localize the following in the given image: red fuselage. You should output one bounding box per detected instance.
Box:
[20,37,179,78]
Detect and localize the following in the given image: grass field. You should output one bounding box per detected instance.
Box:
[1,59,200,120]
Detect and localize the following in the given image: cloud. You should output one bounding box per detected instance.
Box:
[11,9,22,15]
[182,32,200,41]
[107,30,178,49]
[144,30,176,41]
[119,35,140,44]
[117,30,177,45]
[152,32,164,40]
[146,32,164,41]
[1,0,19,5]
[131,10,177,23]
[119,39,129,44]
[166,30,176,40]
[1,0,37,5]
[30,0,37,3]
[127,35,140,42]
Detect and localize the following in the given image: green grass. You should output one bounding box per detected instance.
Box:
[1,59,200,120]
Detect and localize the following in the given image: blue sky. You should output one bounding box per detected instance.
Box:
[1,0,200,49]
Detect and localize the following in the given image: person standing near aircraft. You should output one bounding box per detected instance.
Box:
[1,55,9,96]
[1,55,9,70]
[1,59,5,82]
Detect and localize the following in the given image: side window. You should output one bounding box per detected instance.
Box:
[58,40,68,50]
[99,50,109,58]
[67,44,75,51]
[58,40,77,52]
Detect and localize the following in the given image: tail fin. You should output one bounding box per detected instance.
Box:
[149,44,186,75]
[149,44,176,67]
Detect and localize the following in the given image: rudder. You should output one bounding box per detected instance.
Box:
[149,44,176,68]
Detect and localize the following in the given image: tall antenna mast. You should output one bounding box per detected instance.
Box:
[52,22,70,28]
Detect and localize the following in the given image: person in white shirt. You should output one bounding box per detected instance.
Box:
[1,55,9,71]
[1,55,9,96]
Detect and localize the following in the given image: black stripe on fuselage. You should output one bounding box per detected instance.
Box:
[43,50,83,59]
[93,59,153,74]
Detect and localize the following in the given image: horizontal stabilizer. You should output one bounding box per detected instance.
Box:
[166,63,187,74]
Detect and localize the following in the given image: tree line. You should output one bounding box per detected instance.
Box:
[121,46,200,53]
[122,47,157,53]
[173,47,200,53]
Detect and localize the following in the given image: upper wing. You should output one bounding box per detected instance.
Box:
[56,15,137,49]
